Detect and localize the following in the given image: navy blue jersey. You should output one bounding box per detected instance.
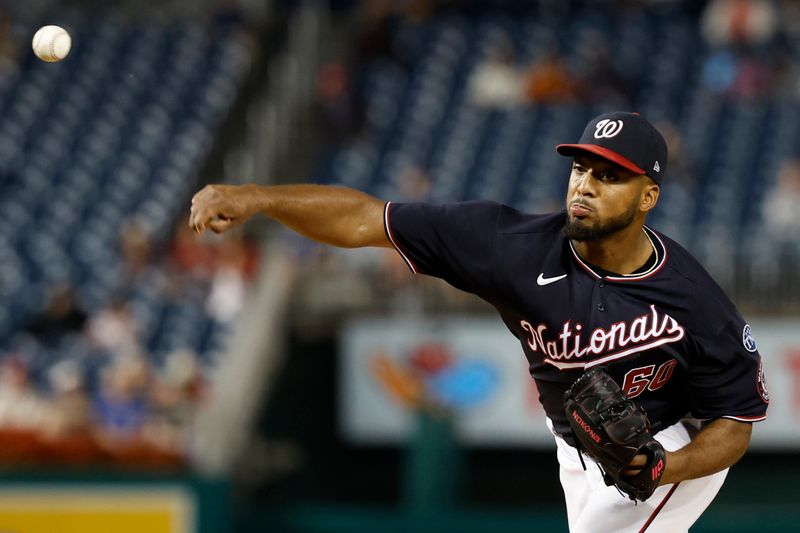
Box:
[384,201,769,442]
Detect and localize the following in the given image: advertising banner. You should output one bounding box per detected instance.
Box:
[339,316,799,449]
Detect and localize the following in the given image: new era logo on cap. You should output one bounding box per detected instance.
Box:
[556,112,668,184]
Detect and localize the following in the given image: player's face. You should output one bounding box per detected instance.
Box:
[564,155,655,241]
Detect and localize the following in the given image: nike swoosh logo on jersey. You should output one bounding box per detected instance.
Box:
[537,273,567,286]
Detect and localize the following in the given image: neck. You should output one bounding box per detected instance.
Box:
[571,222,653,275]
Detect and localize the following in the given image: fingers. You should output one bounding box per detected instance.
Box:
[208,218,237,234]
[189,185,220,234]
[628,454,648,467]
[189,210,236,235]
[188,205,211,234]
[622,453,649,477]
[189,184,246,235]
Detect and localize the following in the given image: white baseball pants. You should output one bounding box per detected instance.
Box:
[551,418,728,533]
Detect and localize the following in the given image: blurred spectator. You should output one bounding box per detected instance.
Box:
[701,48,739,93]
[395,164,431,202]
[46,359,92,438]
[576,35,635,106]
[146,348,207,451]
[316,61,364,143]
[702,0,777,47]
[0,355,53,431]
[777,0,800,40]
[657,121,697,190]
[354,0,434,68]
[768,45,798,99]
[354,0,400,66]
[24,283,87,346]
[92,355,150,446]
[206,233,255,323]
[171,222,216,279]
[523,49,578,104]
[762,158,800,239]
[701,48,773,99]
[467,38,525,109]
[730,51,773,98]
[0,9,18,79]
[120,218,154,284]
[87,298,143,359]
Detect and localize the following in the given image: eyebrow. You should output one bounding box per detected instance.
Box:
[573,158,631,177]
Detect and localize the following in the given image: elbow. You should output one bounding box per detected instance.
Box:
[333,223,372,248]
[352,222,374,248]
[348,203,389,248]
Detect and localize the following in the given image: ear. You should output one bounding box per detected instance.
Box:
[639,181,660,213]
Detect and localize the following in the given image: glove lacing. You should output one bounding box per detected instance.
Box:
[570,428,588,472]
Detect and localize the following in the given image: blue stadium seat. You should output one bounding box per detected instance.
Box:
[0,12,251,402]
[316,9,794,256]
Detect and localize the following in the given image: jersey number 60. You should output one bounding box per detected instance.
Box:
[622,359,678,399]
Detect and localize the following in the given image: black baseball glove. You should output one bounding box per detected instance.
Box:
[563,367,666,501]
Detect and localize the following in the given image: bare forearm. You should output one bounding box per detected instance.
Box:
[660,419,752,485]
[251,184,389,248]
[190,183,391,248]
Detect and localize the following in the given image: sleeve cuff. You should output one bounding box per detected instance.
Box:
[721,414,767,423]
[384,201,419,274]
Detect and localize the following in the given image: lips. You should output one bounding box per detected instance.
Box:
[569,203,591,217]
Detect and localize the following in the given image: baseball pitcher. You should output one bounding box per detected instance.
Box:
[189,112,768,532]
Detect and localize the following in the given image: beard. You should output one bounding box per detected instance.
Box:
[563,202,639,241]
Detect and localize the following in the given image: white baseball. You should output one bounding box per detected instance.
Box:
[32,25,72,62]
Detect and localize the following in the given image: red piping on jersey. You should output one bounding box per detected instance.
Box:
[638,483,680,533]
[568,226,668,282]
[384,201,419,274]
[722,414,767,422]
[543,359,586,370]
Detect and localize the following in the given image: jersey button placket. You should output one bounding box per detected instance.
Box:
[597,278,606,311]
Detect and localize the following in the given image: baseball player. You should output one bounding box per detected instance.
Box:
[189,112,768,532]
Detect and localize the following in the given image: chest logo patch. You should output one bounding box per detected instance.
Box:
[519,304,685,370]
[742,324,757,353]
[537,273,567,286]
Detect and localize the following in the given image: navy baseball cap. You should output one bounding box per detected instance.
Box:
[556,112,668,184]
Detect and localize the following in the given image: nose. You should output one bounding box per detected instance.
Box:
[575,170,598,197]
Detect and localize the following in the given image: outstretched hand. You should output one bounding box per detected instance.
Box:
[189,184,256,235]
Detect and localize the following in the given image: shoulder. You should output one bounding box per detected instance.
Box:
[496,206,566,236]
[388,199,502,219]
[390,201,565,236]
[386,200,504,233]
[654,229,739,327]
[657,231,721,290]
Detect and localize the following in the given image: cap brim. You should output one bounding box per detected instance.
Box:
[556,144,646,175]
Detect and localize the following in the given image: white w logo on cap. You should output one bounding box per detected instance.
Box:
[594,119,623,139]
